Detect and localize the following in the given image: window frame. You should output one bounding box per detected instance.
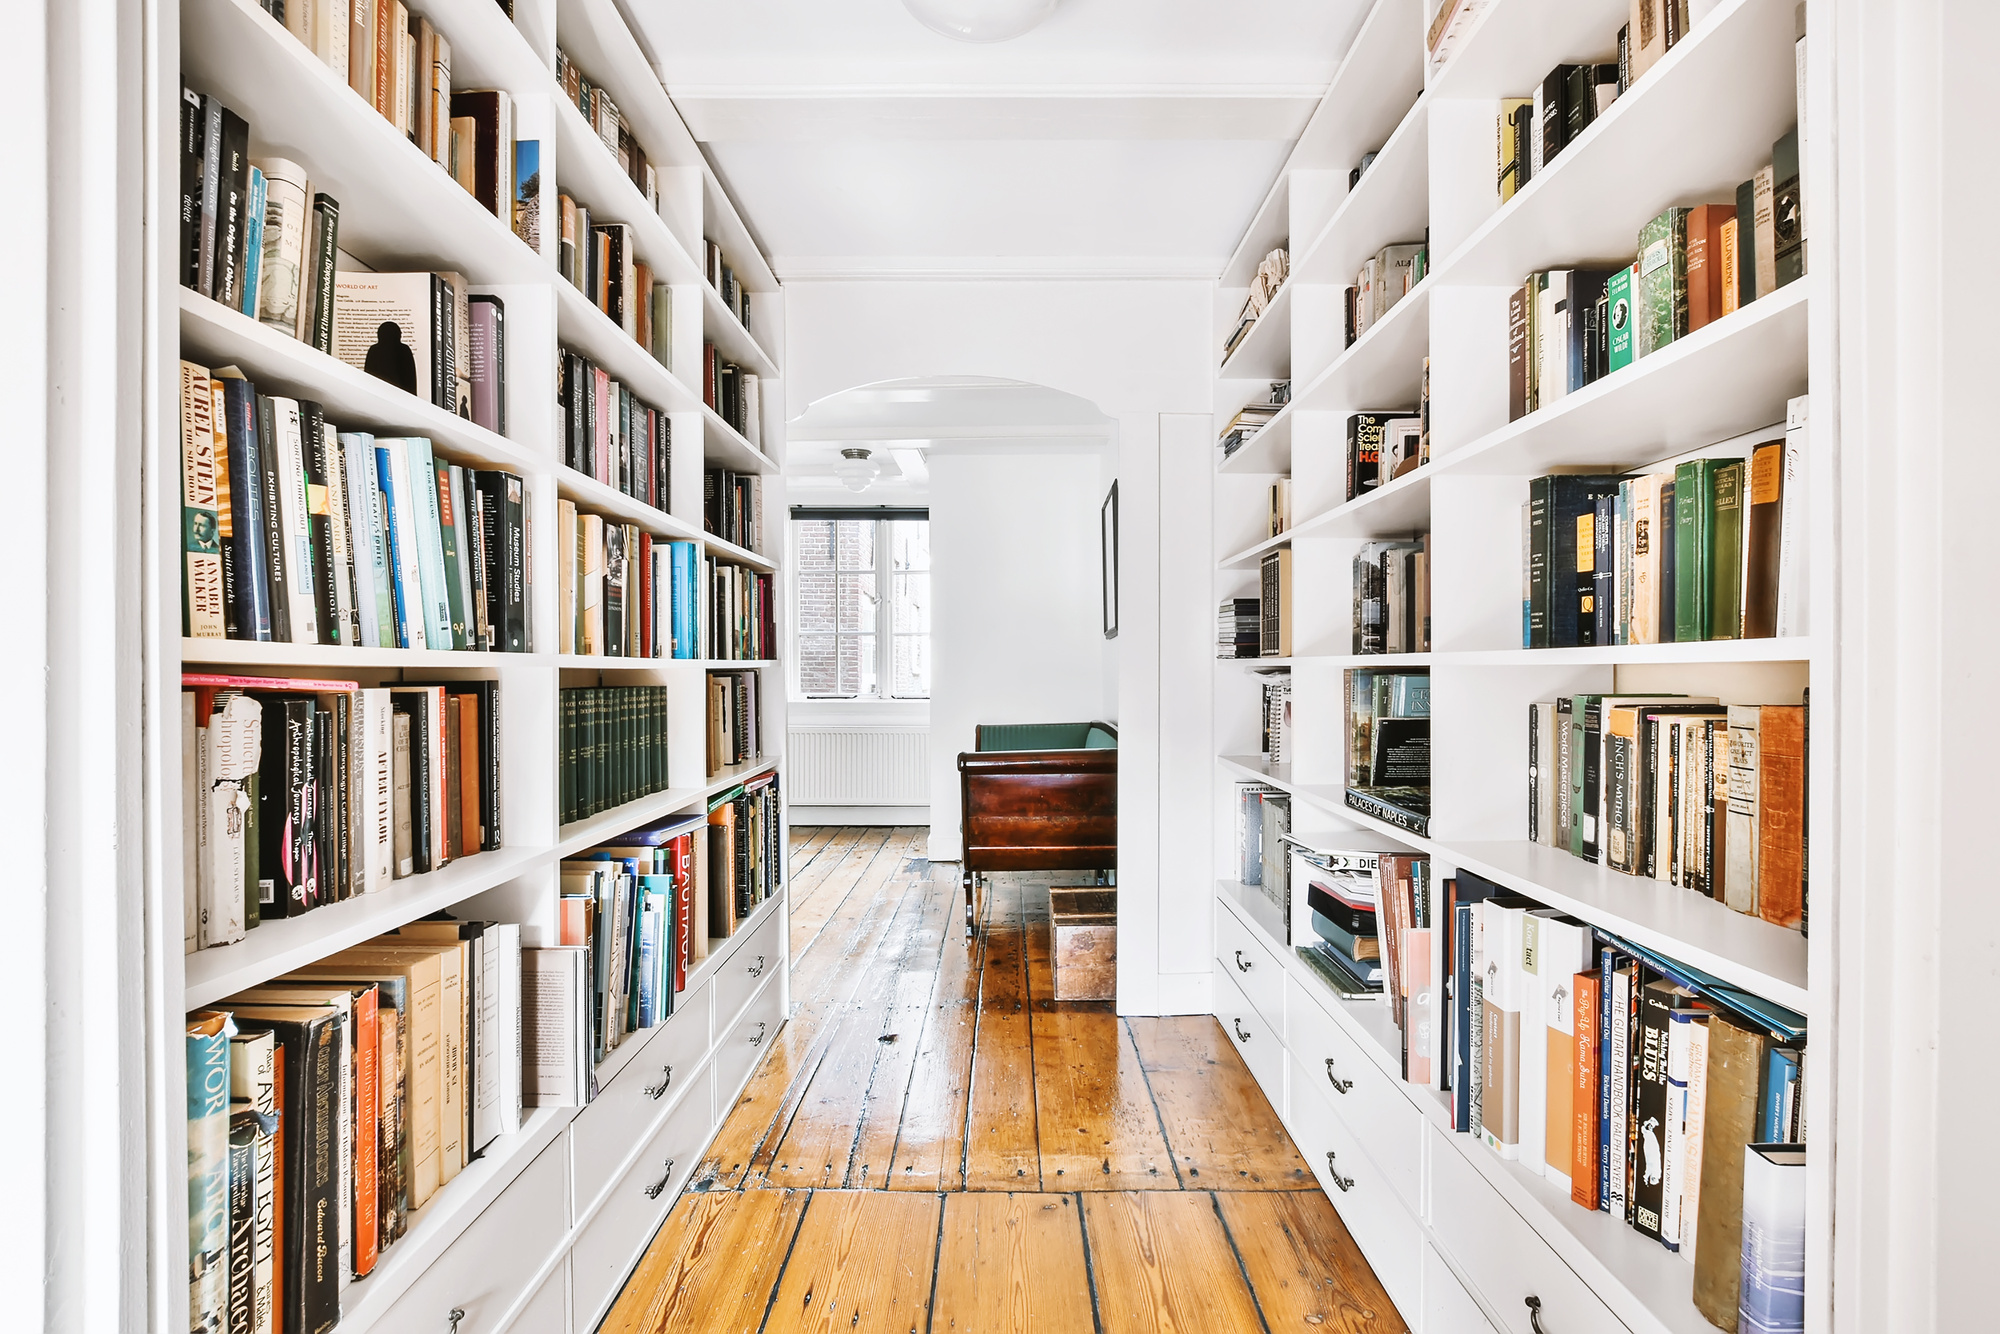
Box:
[792,514,930,701]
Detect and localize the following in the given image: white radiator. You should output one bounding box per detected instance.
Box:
[787,727,931,806]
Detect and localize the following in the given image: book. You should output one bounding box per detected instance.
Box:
[1540,917,1596,1191]
[1606,262,1636,374]
[334,272,441,404]
[1673,459,1720,642]
[1635,207,1690,359]
[1685,202,1736,333]
[1692,1014,1772,1327]
[523,946,591,1106]
[1572,969,1603,1210]
[1738,1145,1808,1332]
[1775,397,1810,637]
[1742,439,1786,639]
[187,1012,233,1330]
[449,89,514,219]
[1771,128,1803,289]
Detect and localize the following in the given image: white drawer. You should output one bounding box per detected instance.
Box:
[569,1061,718,1331]
[1421,1240,1495,1334]
[713,973,785,1106]
[1214,901,1285,1034]
[713,907,783,1028]
[502,1263,569,1334]
[571,983,714,1214]
[1285,1049,1423,1322]
[1284,973,1422,1212]
[1215,968,1285,1116]
[378,1136,568,1334]
[1427,1125,1628,1334]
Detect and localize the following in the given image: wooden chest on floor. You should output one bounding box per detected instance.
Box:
[1050,889,1118,1001]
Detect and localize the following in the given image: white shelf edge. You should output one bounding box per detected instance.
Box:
[554,755,780,856]
[1291,87,1431,285]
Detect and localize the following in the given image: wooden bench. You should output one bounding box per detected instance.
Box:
[957,722,1117,932]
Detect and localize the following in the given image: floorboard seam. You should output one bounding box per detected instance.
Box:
[1122,1016,1190,1190]
[754,1188,817,1334]
[1208,1189,1278,1334]
[921,1191,948,1334]
[1072,1191,1107,1334]
[1017,905,1047,1192]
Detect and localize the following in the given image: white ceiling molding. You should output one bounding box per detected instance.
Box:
[772,255,1224,281]
[672,87,1326,143]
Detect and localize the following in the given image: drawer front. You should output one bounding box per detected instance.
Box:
[714,907,783,1027]
[1284,973,1422,1212]
[502,1263,569,1334]
[714,974,786,1105]
[1421,1240,1495,1334]
[1427,1125,1627,1334]
[571,982,715,1214]
[1285,1050,1423,1321]
[1214,901,1285,1033]
[1215,968,1285,1115]
[570,1061,718,1331]
[379,1135,568,1333]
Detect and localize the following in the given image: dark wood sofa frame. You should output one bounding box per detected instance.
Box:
[956,722,1117,931]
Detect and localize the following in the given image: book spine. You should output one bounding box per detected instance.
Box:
[1632,985,1671,1241]
[272,400,319,644]
[1573,970,1602,1210]
[213,109,251,311]
[180,363,227,639]
[299,405,339,645]
[239,167,266,318]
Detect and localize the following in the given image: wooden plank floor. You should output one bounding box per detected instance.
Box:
[602,828,1408,1334]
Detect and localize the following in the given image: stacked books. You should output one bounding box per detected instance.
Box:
[186,917,524,1333]
[1217,381,1288,459]
[705,468,766,553]
[705,559,776,661]
[1223,247,1288,362]
[181,674,503,953]
[707,772,784,934]
[1217,597,1261,659]
[1261,674,1293,764]
[1527,692,1808,931]
[1520,402,1809,648]
[1345,668,1430,836]
[1288,841,1390,997]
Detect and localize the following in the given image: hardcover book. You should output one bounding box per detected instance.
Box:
[1635,207,1690,359]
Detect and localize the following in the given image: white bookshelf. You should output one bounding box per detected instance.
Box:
[1210,2,1830,1332]
[149,0,793,1329]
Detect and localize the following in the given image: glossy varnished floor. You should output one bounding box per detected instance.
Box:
[601,827,1408,1334]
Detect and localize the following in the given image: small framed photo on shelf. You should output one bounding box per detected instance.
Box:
[1101,480,1119,639]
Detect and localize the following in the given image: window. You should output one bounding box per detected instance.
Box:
[794,516,930,698]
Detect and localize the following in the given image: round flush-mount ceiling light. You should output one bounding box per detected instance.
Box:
[901,0,1061,43]
[834,447,883,492]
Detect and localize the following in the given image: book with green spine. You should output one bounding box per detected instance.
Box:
[1674,459,1718,641]
[1606,263,1636,373]
[433,458,468,650]
[1635,207,1690,359]
[1709,460,1746,640]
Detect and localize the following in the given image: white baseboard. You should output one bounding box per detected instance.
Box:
[793,805,931,827]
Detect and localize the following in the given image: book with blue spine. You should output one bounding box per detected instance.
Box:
[671,540,699,658]
[339,433,389,647]
[239,166,266,318]
[374,441,426,649]
[187,1011,233,1330]
[398,437,455,648]
[217,375,272,640]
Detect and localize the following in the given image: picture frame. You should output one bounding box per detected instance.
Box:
[1101,480,1119,639]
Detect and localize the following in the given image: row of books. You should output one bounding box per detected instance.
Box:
[708,669,764,776]
[704,239,756,333]
[559,686,671,826]
[179,363,528,651]
[556,46,660,209]
[1288,840,1388,997]
[181,674,501,953]
[1262,674,1294,765]
[556,199,674,369]
[1346,668,1430,836]
[1266,478,1292,538]
[186,917,525,1334]
[1344,240,1426,349]
[1344,410,1424,503]
[704,345,764,447]
[559,346,673,511]
[1496,60,1619,204]
[1215,380,1289,460]
[704,468,768,555]
[1521,401,1807,648]
[1222,247,1288,362]
[1352,535,1432,656]
[1259,549,1291,657]
[1508,144,1804,421]
[1529,692,1808,931]
[1217,597,1260,659]
[706,559,777,663]
[555,505,701,659]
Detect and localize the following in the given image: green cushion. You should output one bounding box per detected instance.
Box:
[978,723,1091,752]
[1084,726,1118,750]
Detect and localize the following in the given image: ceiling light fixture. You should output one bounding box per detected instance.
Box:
[900,0,1060,43]
[834,447,882,492]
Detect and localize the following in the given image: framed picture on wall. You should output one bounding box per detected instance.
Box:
[1101,480,1119,639]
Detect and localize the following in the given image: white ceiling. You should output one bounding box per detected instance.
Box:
[618,0,1372,278]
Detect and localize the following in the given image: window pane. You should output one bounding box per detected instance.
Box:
[795,521,836,634]
[837,519,876,573]
[853,634,878,698]
[889,520,929,571]
[799,633,844,696]
[893,634,930,698]
[892,570,929,635]
[836,571,877,634]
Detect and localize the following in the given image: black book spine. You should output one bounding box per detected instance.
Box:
[311,709,333,908]
[559,352,577,472]
[1565,62,1594,143]
[1581,699,1603,864]
[1640,714,1659,879]
[1631,984,1672,1241]
[225,1113,257,1332]
[430,274,449,409]
[213,108,251,311]
[1527,476,1551,648]
[198,97,224,298]
[309,194,339,354]
[301,1015,342,1334]
[478,679,501,850]
[1591,493,1613,645]
[182,90,205,289]
[255,396,293,643]
[299,404,338,644]
[291,697,317,914]
[335,693,352,900]
[223,381,271,639]
[503,474,525,652]
[1540,66,1573,166]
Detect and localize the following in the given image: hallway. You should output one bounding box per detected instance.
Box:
[600,828,1406,1333]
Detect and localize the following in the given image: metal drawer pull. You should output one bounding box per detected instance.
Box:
[645,1064,674,1099]
[749,1021,768,1047]
[747,954,767,978]
[1324,1151,1354,1192]
[644,1158,677,1199]
[1232,1018,1251,1042]
[1526,1295,1548,1333]
[1323,1058,1352,1093]
[1234,950,1252,972]
[447,1310,464,1334]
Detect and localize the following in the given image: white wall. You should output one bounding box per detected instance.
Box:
[785,278,1215,1013]
[927,441,1114,859]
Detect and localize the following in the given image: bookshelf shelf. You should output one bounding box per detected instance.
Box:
[1216,400,1295,476]
[700,407,776,475]
[1287,0,1423,174]
[1219,277,1293,380]
[552,755,779,857]
[1294,276,1430,413]
[1439,638,1817,667]
[183,846,545,1008]
[178,292,547,476]
[179,638,541,670]
[553,655,685,670]
[554,279,699,416]
[555,467,705,542]
[1292,90,1430,286]
[703,533,777,572]
[698,284,782,380]
[550,92,702,289]
[1423,0,1628,102]
[1430,0,1801,290]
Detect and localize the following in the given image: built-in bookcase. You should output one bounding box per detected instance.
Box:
[1210,1,1832,1331]
[147,0,790,1329]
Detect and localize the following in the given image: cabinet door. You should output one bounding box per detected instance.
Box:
[570,1062,719,1331]
[503,1262,569,1334]
[713,906,783,1029]
[713,973,785,1105]
[1215,899,1285,1033]
[377,1136,568,1334]
[572,982,715,1215]
[1216,967,1286,1113]
[1284,972,1422,1211]
[1285,1050,1423,1320]
[1428,1125,1629,1334]
[1421,1240,1494,1334]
